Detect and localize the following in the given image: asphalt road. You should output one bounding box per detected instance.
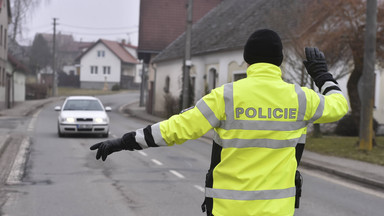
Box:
[1,92,384,215]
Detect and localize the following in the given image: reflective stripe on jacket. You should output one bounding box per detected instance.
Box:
[142,63,348,216]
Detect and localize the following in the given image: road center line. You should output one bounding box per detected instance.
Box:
[169,170,185,179]
[151,159,163,166]
[194,185,205,192]
[138,151,148,156]
[27,110,42,132]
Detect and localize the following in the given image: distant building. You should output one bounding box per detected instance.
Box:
[76,39,140,90]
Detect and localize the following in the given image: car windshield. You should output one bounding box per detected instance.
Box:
[63,99,104,111]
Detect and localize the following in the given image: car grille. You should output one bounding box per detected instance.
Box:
[77,128,93,132]
[76,118,93,122]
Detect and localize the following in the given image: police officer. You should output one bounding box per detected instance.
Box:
[90,29,348,216]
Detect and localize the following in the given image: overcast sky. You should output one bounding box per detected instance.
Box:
[22,0,140,46]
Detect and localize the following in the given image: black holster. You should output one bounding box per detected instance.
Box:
[295,170,303,208]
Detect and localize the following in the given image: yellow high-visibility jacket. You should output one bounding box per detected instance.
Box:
[135,63,348,216]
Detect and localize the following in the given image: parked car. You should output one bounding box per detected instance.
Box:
[54,96,111,137]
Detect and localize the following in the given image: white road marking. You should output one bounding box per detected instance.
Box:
[301,168,384,199]
[6,137,30,185]
[151,159,163,166]
[194,185,205,192]
[169,170,185,179]
[138,151,148,156]
[27,109,42,132]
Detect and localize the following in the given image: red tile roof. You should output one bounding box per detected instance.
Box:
[100,39,139,64]
[8,54,29,73]
[76,39,139,64]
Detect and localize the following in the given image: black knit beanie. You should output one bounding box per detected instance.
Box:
[243,29,283,66]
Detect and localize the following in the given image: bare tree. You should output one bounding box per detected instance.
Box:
[9,0,50,42]
[29,33,51,73]
[284,0,384,134]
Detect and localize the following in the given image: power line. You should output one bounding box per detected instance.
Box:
[59,30,137,36]
[59,23,138,30]
[29,23,52,30]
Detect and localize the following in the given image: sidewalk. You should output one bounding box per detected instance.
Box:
[0,97,63,184]
[0,97,62,117]
[0,98,383,190]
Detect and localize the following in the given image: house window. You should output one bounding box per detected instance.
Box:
[97,50,105,57]
[0,67,2,86]
[91,66,98,74]
[1,68,5,86]
[208,68,217,91]
[163,76,170,93]
[0,25,3,46]
[4,28,6,49]
[233,72,246,81]
[103,66,111,75]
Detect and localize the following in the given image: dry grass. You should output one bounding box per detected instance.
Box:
[58,87,129,97]
[306,136,384,166]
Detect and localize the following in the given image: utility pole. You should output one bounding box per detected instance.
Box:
[139,62,146,107]
[359,0,377,151]
[52,18,58,97]
[182,0,193,109]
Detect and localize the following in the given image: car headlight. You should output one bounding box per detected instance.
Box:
[61,117,75,123]
[65,117,75,123]
[94,118,107,123]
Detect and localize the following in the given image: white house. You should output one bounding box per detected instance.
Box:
[151,0,384,130]
[76,39,140,90]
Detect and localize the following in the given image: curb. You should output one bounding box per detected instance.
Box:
[23,97,63,117]
[300,159,384,190]
[121,102,164,123]
[6,137,30,185]
[0,134,11,156]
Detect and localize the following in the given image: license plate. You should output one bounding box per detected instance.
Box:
[77,124,92,129]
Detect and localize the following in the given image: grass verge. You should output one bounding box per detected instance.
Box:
[306,136,384,166]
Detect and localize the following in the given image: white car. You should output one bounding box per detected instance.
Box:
[55,96,111,137]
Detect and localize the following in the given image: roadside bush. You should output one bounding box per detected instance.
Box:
[335,114,378,136]
[25,83,48,99]
[111,84,120,91]
[164,93,180,117]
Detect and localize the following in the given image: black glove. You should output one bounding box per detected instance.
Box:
[303,47,335,89]
[90,132,142,161]
[90,138,126,161]
[303,47,328,80]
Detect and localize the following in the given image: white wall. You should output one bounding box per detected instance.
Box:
[79,43,121,83]
[153,49,244,115]
[124,46,138,58]
[135,63,142,83]
[374,70,383,123]
[63,65,77,75]
[154,59,183,115]
[13,71,25,102]
[190,50,244,100]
